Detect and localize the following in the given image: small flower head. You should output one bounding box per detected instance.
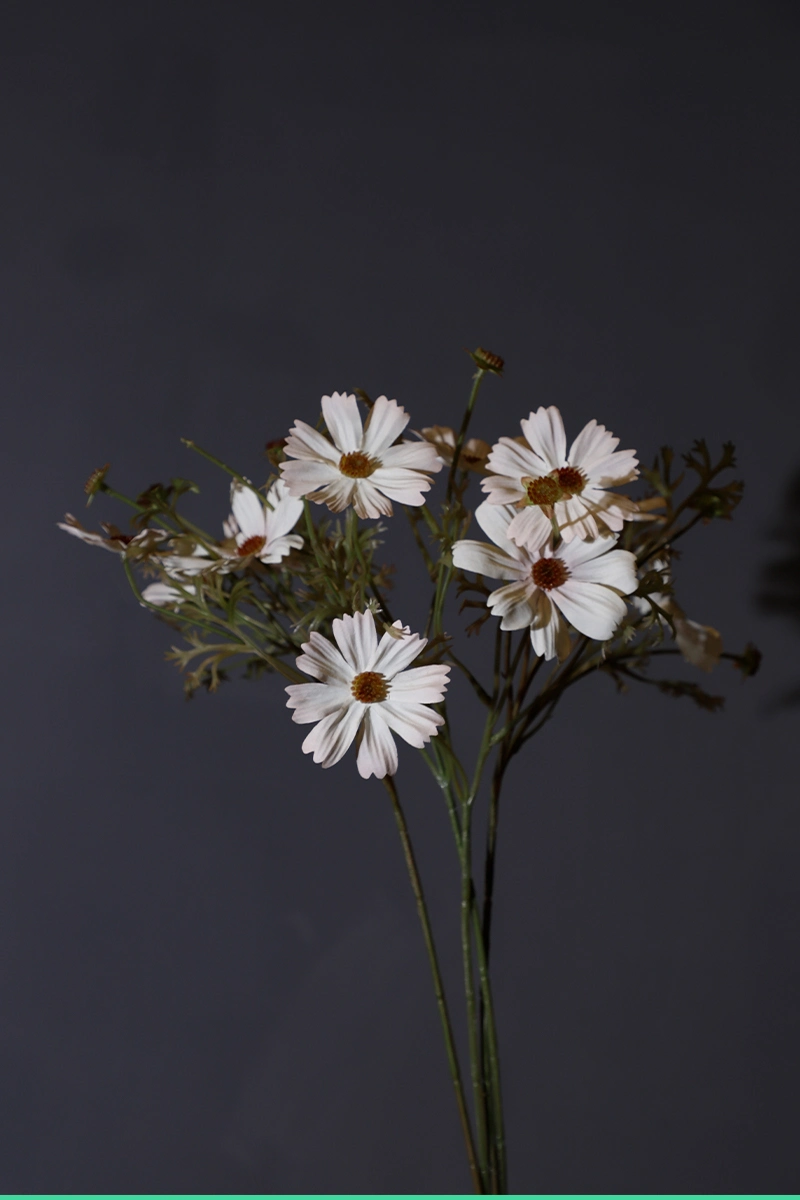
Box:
[58,514,167,555]
[83,463,110,505]
[469,347,505,375]
[452,501,637,659]
[420,426,491,473]
[285,610,450,779]
[222,477,304,564]
[481,406,639,548]
[280,392,442,519]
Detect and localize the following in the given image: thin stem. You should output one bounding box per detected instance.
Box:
[446,369,487,504]
[383,775,485,1194]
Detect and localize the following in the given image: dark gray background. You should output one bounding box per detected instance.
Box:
[3,0,799,1192]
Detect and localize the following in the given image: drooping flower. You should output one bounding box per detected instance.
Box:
[140,580,198,607]
[280,393,442,519]
[481,406,639,549]
[285,610,450,779]
[419,425,491,473]
[221,478,304,564]
[634,557,723,672]
[57,514,168,554]
[452,501,637,660]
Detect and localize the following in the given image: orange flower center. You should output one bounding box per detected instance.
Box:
[531,557,570,591]
[351,671,389,703]
[552,466,585,496]
[237,534,266,557]
[523,467,586,507]
[339,451,378,479]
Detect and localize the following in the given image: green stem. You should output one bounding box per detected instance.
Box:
[446,369,487,504]
[383,775,485,1194]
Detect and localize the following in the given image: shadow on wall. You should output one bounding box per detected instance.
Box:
[758,467,800,707]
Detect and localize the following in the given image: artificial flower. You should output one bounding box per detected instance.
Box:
[452,500,637,660]
[221,478,304,563]
[481,405,639,548]
[419,425,491,472]
[633,557,723,672]
[280,393,442,519]
[285,610,450,779]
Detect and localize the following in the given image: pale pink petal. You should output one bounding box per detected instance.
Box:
[550,579,628,642]
[284,419,341,463]
[480,475,527,505]
[452,539,522,581]
[583,448,639,487]
[296,632,353,684]
[333,610,378,672]
[356,706,399,779]
[519,407,567,470]
[361,395,411,456]
[321,392,363,453]
[301,703,363,767]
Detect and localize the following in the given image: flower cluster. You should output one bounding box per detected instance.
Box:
[59,368,750,778]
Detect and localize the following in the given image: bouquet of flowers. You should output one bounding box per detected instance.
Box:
[60,347,759,1193]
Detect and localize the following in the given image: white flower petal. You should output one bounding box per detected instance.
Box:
[381,700,444,746]
[568,547,637,594]
[520,407,567,470]
[485,436,545,481]
[231,483,267,539]
[372,626,426,677]
[506,505,552,551]
[381,439,442,472]
[369,467,433,506]
[674,616,723,672]
[487,580,537,630]
[473,501,527,558]
[480,475,526,505]
[264,478,305,541]
[296,632,353,685]
[321,392,363,453]
[528,592,566,660]
[285,681,352,722]
[583,448,639,487]
[352,479,393,519]
[356,706,399,779]
[387,664,450,704]
[550,578,628,642]
[301,703,363,767]
[361,395,410,456]
[284,419,341,463]
[452,539,522,581]
[279,459,341,496]
[567,419,618,470]
[261,533,304,562]
[309,477,359,513]
[333,610,378,672]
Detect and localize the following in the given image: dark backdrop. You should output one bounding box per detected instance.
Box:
[3,1,799,1192]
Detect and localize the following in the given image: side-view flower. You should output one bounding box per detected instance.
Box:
[453,499,637,660]
[280,391,442,518]
[481,404,639,548]
[285,610,450,779]
[222,477,304,563]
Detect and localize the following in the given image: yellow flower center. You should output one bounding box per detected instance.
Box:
[351,671,389,703]
[237,534,266,557]
[339,451,378,479]
[531,557,570,591]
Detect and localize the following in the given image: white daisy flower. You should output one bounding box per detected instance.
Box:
[634,557,723,672]
[452,500,637,660]
[280,392,442,519]
[481,406,639,549]
[221,477,304,563]
[285,610,451,779]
